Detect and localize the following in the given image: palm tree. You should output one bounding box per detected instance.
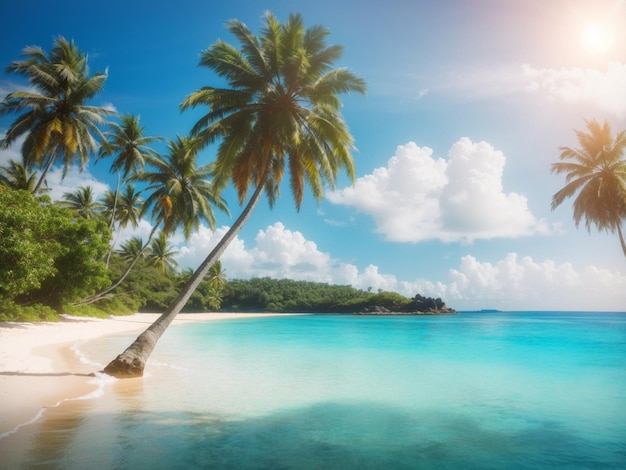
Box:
[207,260,227,291]
[147,232,179,274]
[78,135,228,305]
[552,119,626,258]
[117,236,146,262]
[137,135,227,239]
[102,185,143,231]
[101,184,144,266]
[103,13,365,378]
[0,37,111,193]
[178,267,195,287]
[98,114,162,230]
[58,185,104,220]
[206,260,227,310]
[0,160,47,194]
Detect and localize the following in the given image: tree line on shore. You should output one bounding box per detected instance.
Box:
[0,187,450,321]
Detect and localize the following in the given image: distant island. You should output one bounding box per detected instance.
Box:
[355,294,456,316]
[217,278,456,315]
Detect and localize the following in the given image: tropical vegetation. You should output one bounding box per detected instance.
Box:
[551,119,626,258]
[0,36,111,193]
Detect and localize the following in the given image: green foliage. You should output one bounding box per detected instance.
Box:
[17,209,111,309]
[0,188,59,299]
[221,277,373,313]
[367,291,414,311]
[0,187,111,318]
[1,36,111,192]
[219,278,448,313]
[102,255,179,312]
[0,300,57,322]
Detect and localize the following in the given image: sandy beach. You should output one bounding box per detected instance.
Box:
[0,312,285,439]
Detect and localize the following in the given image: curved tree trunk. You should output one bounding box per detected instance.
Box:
[103,176,268,378]
[76,223,160,306]
[32,154,56,194]
[105,173,122,268]
[617,222,626,260]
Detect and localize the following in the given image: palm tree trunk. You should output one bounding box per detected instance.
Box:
[102,175,268,378]
[105,174,122,268]
[32,154,56,194]
[617,223,626,259]
[76,223,160,306]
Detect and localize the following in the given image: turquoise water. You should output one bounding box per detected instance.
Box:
[18,313,626,468]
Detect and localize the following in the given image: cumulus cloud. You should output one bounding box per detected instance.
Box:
[173,221,626,311]
[0,130,21,167]
[411,253,626,312]
[45,166,110,202]
[327,138,548,243]
[523,62,626,117]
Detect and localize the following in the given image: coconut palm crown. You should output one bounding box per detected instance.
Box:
[551,119,626,258]
[180,12,367,209]
[0,37,112,192]
[136,135,229,239]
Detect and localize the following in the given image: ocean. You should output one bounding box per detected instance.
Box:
[7,312,626,469]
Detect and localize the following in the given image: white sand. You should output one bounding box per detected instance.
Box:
[0,312,289,438]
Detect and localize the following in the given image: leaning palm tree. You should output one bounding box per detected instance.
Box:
[58,185,104,220]
[103,12,365,378]
[0,37,111,193]
[78,135,228,305]
[551,119,626,258]
[0,160,47,194]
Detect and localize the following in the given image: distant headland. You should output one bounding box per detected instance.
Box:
[354,294,457,316]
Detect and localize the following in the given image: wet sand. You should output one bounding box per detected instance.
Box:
[0,312,291,438]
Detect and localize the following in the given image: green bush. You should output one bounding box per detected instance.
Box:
[0,187,111,312]
[0,300,58,322]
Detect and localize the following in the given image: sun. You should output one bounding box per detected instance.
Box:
[581,22,615,54]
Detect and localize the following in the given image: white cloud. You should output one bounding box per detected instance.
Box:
[46,166,110,202]
[102,102,118,113]
[523,62,626,117]
[113,218,156,249]
[327,138,549,243]
[173,222,626,311]
[415,253,626,312]
[0,130,21,167]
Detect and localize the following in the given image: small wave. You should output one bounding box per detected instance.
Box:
[149,360,188,371]
[0,351,118,441]
[70,342,105,369]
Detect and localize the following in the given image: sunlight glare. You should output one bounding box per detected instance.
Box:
[581,22,615,53]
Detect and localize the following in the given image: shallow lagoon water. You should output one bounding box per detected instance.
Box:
[16,312,626,468]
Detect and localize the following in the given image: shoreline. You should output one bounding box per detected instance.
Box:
[0,312,296,439]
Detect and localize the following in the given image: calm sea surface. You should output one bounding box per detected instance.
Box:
[14,312,626,469]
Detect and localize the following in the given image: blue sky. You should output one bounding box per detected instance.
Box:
[2,0,626,311]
